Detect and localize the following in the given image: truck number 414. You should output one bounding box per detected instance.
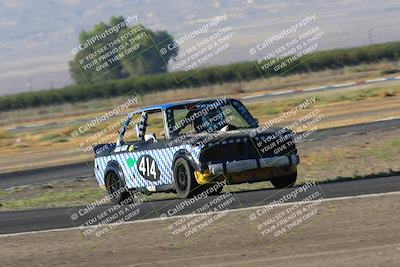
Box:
[138,156,157,179]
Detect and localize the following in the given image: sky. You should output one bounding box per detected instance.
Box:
[0,0,399,95]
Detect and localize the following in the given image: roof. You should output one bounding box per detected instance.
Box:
[131,98,236,114]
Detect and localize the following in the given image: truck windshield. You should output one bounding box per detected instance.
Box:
[166,99,257,137]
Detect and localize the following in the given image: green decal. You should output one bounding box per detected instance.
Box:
[127,157,137,168]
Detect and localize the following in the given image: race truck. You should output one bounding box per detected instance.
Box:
[93,98,299,203]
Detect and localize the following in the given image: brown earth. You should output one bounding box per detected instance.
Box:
[0,192,399,266]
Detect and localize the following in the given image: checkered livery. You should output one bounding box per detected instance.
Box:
[94,144,202,189]
[93,98,279,191]
[138,112,147,141]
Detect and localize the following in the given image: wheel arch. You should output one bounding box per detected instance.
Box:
[172,149,199,171]
[104,160,126,187]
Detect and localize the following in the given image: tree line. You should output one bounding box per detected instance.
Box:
[1,41,400,111]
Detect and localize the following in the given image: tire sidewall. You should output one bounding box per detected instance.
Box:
[173,158,196,198]
[271,172,297,189]
[106,171,130,204]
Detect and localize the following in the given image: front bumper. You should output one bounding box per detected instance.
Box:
[208,154,299,175]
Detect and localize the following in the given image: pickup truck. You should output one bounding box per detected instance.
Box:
[94,98,299,203]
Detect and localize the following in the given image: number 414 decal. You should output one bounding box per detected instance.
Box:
[136,155,161,181]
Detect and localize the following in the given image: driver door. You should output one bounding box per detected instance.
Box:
[116,110,171,190]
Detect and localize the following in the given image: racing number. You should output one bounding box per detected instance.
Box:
[137,155,160,181]
[139,157,156,178]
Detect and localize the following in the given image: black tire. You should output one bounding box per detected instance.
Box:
[270,172,297,189]
[105,171,131,204]
[173,158,199,198]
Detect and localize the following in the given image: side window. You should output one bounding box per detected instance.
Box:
[173,109,194,135]
[122,114,142,143]
[221,105,247,127]
[146,111,165,140]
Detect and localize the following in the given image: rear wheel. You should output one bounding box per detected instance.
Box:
[270,172,297,189]
[173,158,199,198]
[105,171,131,204]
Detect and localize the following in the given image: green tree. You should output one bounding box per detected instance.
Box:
[69,16,177,84]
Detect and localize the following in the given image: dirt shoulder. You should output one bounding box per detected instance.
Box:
[1,193,399,266]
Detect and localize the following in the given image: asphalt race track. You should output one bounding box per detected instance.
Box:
[0,162,93,189]
[0,175,399,235]
[0,118,399,188]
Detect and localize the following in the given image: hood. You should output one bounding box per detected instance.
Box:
[169,127,294,147]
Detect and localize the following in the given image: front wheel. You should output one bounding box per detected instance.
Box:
[270,172,297,189]
[173,158,199,198]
